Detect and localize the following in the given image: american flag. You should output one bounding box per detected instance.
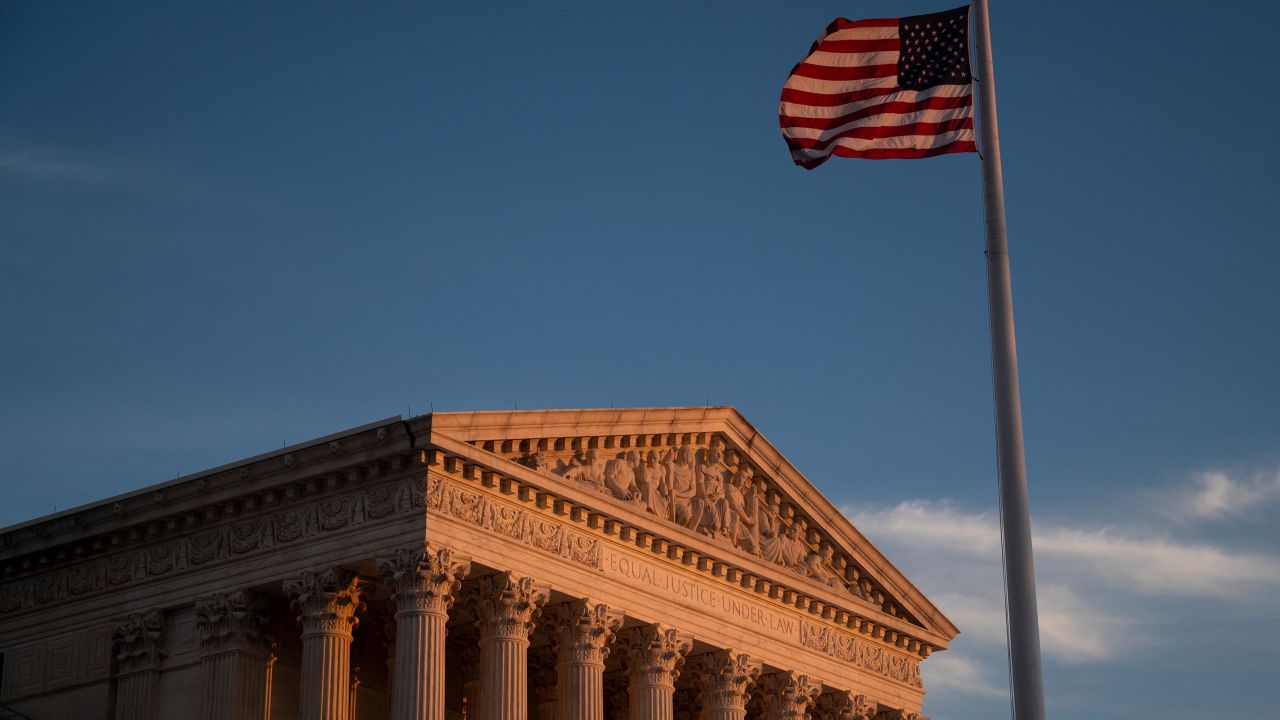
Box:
[779,5,976,169]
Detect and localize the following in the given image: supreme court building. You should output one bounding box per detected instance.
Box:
[0,407,958,720]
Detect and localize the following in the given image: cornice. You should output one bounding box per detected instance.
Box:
[0,417,413,581]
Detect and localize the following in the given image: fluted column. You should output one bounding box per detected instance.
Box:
[284,568,368,720]
[759,671,822,720]
[550,599,623,720]
[693,650,760,720]
[814,692,878,720]
[195,590,276,720]
[378,543,472,720]
[113,609,166,720]
[475,572,550,720]
[618,624,691,720]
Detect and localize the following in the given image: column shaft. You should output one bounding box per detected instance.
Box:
[475,572,549,720]
[299,632,353,720]
[392,609,447,719]
[114,670,158,720]
[201,651,274,720]
[628,685,673,720]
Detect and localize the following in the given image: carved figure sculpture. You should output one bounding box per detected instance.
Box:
[667,446,701,530]
[694,448,728,538]
[636,449,671,519]
[724,465,759,554]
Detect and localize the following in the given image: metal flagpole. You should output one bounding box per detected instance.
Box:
[971,1,1047,719]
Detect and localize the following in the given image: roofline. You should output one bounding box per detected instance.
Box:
[0,416,403,535]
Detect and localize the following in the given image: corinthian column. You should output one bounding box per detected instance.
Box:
[759,671,822,720]
[113,609,165,720]
[475,572,550,720]
[195,590,276,720]
[550,599,623,720]
[283,568,368,720]
[618,624,691,720]
[693,650,760,720]
[378,543,472,720]
[814,692,878,720]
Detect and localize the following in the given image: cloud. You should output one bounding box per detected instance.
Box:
[850,499,1280,598]
[922,653,1009,699]
[1174,469,1280,521]
[0,146,154,188]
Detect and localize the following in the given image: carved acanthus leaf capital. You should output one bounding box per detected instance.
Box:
[194,589,274,655]
[619,623,693,689]
[815,692,880,720]
[759,670,823,720]
[692,649,761,710]
[376,543,471,615]
[475,571,549,641]
[114,609,166,674]
[550,598,624,667]
[283,567,368,638]
[874,709,922,720]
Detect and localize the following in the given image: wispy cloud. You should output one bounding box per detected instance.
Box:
[1171,468,1280,522]
[0,145,154,189]
[922,653,1009,699]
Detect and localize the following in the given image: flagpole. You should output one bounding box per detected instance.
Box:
[971,1,1047,719]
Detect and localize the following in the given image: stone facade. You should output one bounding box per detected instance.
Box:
[0,408,956,719]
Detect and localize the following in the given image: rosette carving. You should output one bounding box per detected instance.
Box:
[475,571,549,641]
[376,543,471,616]
[549,598,623,667]
[619,623,693,689]
[759,671,822,720]
[282,567,368,639]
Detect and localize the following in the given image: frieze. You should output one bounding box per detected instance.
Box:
[799,620,922,689]
[601,548,922,689]
[426,474,602,571]
[0,477,424,617]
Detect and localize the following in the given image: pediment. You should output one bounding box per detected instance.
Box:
[425,407,958,646]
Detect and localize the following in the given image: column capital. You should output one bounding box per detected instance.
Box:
[874,708,922,720]
[619,623,692,689]
[114,609,166,674]
[814,692,880,720]
[376,542,472,615]
[475,571,550,641]
[550,598,624,667]
[195,589,275,656]
[283,567,368,639]
[692,649,761,711]
[759,671,822,720]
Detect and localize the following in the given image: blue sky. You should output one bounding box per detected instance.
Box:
[1,1,1278,718]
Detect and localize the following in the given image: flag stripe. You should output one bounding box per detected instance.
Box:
[781,93,974,131]
[787,116,974,151]
[789,62,898,82]
[780,83,971,120]
[779,7,975,168]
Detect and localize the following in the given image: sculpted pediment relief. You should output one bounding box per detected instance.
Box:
[426,408,958,642]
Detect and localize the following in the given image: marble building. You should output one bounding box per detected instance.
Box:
[0,407,958,719]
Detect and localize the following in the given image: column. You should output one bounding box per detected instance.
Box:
[195,590,276,720]
[618,624,691,720]
[283,567,368,720]
[693,650,760,720]
[475,572,550,720]
[550,599,623,720]
[113,609,165,720]
[758,671,821,720]
[377,543,472,720]
[814,692,878,720]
